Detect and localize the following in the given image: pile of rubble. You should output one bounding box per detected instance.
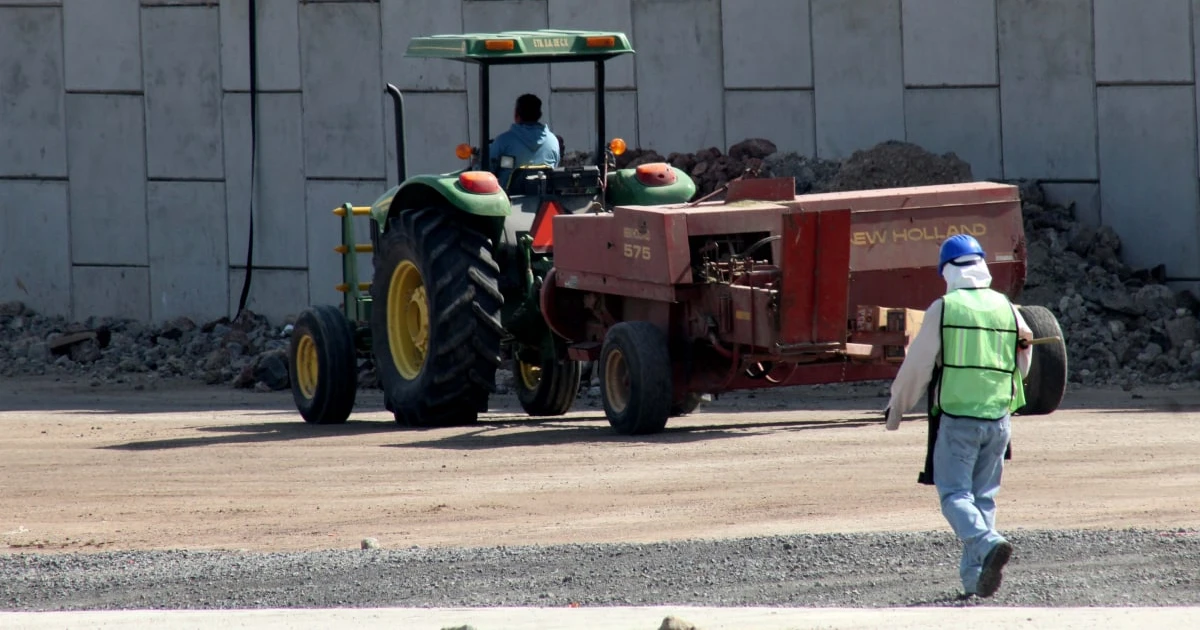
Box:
[563,138,976,199]
[1015,183,1200,387]
[1,139,1197,390]
[0,304,296,391]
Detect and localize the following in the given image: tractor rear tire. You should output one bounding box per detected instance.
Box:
[1016,304,1068,416]
[670,392,703,417]
[370,207,504,427]
[289,305,358,424]
[599,322,672,435]
[514,354,581,417]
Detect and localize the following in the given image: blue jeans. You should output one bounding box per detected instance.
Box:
[933,413,1012,593]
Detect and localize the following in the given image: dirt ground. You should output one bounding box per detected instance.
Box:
[2,376,1198,554]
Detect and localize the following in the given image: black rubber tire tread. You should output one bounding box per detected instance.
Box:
[370,207,504,427]
[1015,304,1068,416]
[599,322,673,435]
[514,355,582,417]
[669,392,703,417]
[289,305,358,425]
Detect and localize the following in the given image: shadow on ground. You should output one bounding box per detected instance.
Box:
[95,408,886,451]
[5,374,1199,418]
[386,414,885,450]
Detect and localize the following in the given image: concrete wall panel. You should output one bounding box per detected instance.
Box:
[902,0,997,86]
[147,182,229,323]
[385,91,471,186]
[724,90,816,156]
[633,0,724,152]
[222,93,308,270]
[305,180,384,306]
[380,0,466,92]
[548,0,635,89]
[1041,182,1102,227]
[300,1,386,179]
[64,0,142,92]
[549,90,639,157]
[142,5,224,180]
[811,0,905,159]
[904,87,1002,179]
[464,0,551,147]
[220,0,301,92]
[66,94,148,266]
[1098,86,1200,277]
[997,0,1097,180]
[0,182,70,317]
[1095,0,1191,83]
[71,266,151,322]
[0,7,66,178]
[721,0,811,89]
[227,268,309,323]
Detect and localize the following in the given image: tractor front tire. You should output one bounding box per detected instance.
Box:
[370,207,504,427]
[289,305,358,424]
[599,322,673,435]
[514,354,581,417]
[1016,304,1068,416]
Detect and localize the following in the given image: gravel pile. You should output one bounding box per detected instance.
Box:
[2,140,1196,390]
[2,528,1197,611]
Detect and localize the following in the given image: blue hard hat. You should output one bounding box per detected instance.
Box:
[938,234,985,275]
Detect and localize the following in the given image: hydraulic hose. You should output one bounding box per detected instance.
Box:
[235,0,259,318]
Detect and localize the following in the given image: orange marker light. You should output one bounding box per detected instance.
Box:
[585,36,616,48]
[455,143,474,160]
[458,171,501,194]
[484,39,516,51]
[608,137,626,156]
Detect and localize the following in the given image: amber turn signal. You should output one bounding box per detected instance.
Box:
[455,143,474,160]
[609,137,627,156]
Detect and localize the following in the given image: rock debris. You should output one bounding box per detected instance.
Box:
[2,140,1195,390]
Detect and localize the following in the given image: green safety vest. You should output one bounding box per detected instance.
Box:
[933,288,1026,420]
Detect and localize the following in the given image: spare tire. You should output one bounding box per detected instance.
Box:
[1016,304,1067,415]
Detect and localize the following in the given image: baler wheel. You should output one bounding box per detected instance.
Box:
[1015,304,1068,416]
[599,322,672,435]
[670,392,703,417]
[514,354,581,417]
[288,305,358,424]
[370,207,504,427]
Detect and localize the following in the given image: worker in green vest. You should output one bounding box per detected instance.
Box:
[884,233,1033,599]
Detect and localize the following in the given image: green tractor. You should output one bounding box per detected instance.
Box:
[288,29,698,427]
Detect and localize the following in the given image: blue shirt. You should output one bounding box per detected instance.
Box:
[488,122,561,188]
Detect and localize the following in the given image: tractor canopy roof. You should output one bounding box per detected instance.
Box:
[405,29,634,64]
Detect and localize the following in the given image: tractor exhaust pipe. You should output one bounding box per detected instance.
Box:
[385,83,406,183]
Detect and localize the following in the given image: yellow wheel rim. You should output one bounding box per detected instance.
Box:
[388,259,429,380]
[604,349,630,414]
[519,359,542,390]
[295,333,319,399]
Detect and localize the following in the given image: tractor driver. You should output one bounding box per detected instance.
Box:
[488,93,561,189]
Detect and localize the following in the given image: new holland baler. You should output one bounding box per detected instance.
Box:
[539,178,1067,435]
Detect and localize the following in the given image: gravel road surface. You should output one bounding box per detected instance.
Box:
[3,528,1198,611]
[2,377,1199,614]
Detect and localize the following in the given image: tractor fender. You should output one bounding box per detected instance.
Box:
[372,174,511,230]
[605,165,697,206]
